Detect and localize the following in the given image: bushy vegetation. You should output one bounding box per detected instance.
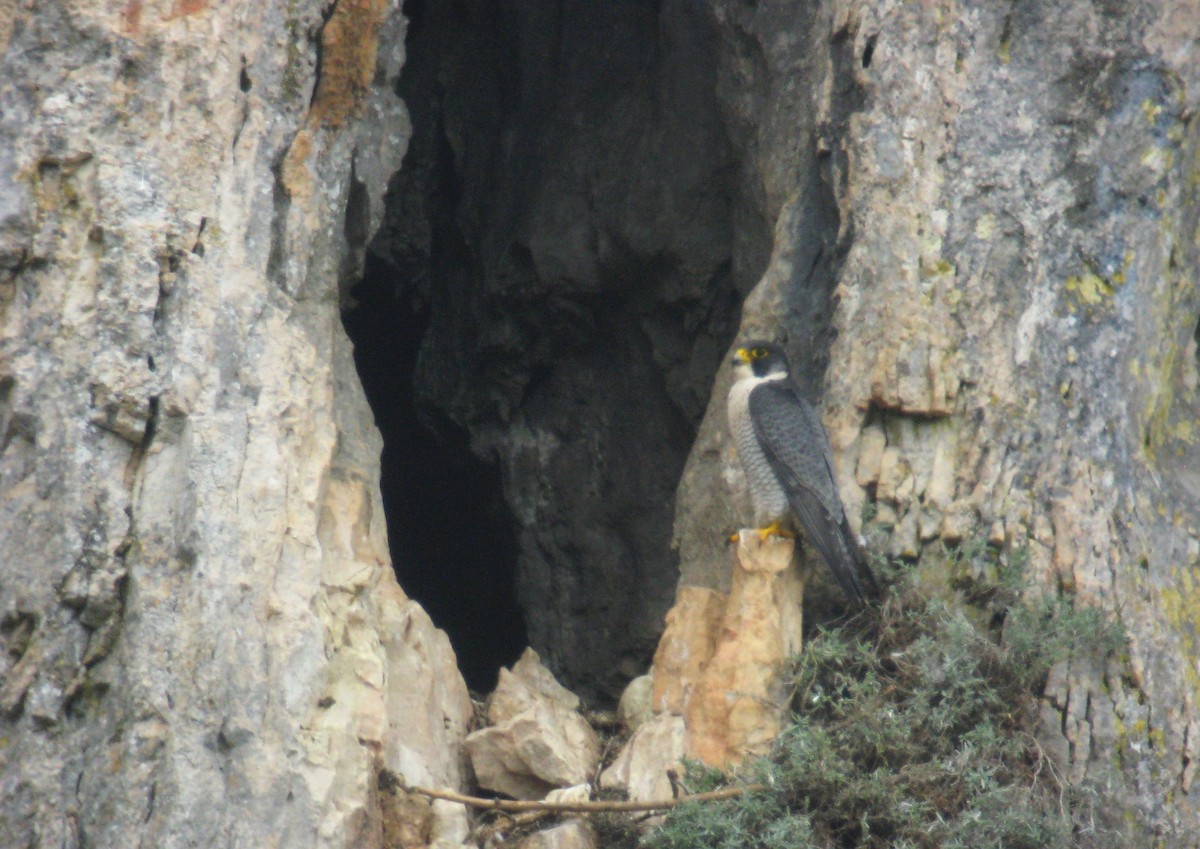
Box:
[642,544,1126,849]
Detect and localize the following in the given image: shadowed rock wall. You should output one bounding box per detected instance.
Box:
[359,0,756,701]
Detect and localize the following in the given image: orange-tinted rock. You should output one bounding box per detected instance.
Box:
[650,586,727,715]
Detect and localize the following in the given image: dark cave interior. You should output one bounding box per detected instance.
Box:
[341,0,765,699]
[342,259,527,693]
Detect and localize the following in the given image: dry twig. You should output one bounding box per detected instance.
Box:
[411,783,762,814]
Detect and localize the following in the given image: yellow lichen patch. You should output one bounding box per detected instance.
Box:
[1140,146,1174,176]
[1156,569,1200,701]
[1065,272,1114,305]
[1142,98,1164,124]
[920,257,955,279]
[974,213,996,240]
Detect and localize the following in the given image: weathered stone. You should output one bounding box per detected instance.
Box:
[429,799,471,847]
[616,673,654,733]
[380,787,434,849]
[684,533,802,766]
[465,662,602,800]
[600,713,686,803]
[360,0,747,701]
[544,784,592,805]
[518,820,597,849]
[378,584,474,792]
[667,0,1200,839]
[876,447,910,505]
[854,424,887,488]
[650,587,726,716]
[488,647,581,725]
[5,0,1200,843]
[0,2,472,847]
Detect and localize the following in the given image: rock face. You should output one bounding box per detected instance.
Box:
[464,649,601,800]
[382,0,1200,837]
[670,1,1200,842]
[0,3,471,848]
[3,0,1200,845]
[360,0,754,701]
[600,713,686,804]
[602,535,801,799]
[517,820,597,849]
[682,533,803,766]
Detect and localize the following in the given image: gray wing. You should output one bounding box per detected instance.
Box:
[748,381,879,607]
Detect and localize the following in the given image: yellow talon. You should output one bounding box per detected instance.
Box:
[757,522,794,541]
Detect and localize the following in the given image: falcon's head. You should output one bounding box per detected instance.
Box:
[732,340,789,381]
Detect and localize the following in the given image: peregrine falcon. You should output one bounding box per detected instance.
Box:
[728,341,879,607]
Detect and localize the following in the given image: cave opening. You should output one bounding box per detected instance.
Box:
[343,256,527,694]
[343,0,761,701]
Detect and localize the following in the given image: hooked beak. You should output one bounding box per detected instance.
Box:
[731,347,751,366]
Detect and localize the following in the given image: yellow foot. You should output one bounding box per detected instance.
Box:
[757,522,794,541]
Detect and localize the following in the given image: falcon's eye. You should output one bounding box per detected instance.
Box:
[750,347,767,359]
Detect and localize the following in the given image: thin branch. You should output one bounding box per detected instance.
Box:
[410,783,762,814]
[471,809,551,846]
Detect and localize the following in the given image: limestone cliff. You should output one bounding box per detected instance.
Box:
[674,1,1200,841]
[3,0,1200,846]
[0,3,470,848]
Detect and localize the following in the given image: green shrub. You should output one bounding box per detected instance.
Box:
[643,546,1126,849]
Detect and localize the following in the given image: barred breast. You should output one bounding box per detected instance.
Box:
[728,375,789,525]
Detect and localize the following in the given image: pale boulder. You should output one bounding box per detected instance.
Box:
[488,647,581,724]
[599,713,686,802]
[643,534,802,769]
[465,652,601,799]
[518,820,597,849]
[616,673,654,733]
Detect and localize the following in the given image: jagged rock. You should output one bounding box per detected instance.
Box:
[488,647,581,725]
[643,535,801,770]
[5,0,1200,843]
[380,787,434,849]
[650,587,726,715]
[599,713,686,803]
[518,820,597,849]
[616,673,654,733]
[683,533,803,766]
[0,2,475,847]
[465,652,601,799]
[378,585,474,792]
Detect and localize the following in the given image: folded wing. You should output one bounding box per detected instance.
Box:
[748,381,879,607]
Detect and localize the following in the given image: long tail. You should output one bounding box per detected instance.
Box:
[787,487,880,607]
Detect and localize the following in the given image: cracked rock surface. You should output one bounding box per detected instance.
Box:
[0,3,470,848]
[2,0,1200,845]
[671,1,1200,841]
